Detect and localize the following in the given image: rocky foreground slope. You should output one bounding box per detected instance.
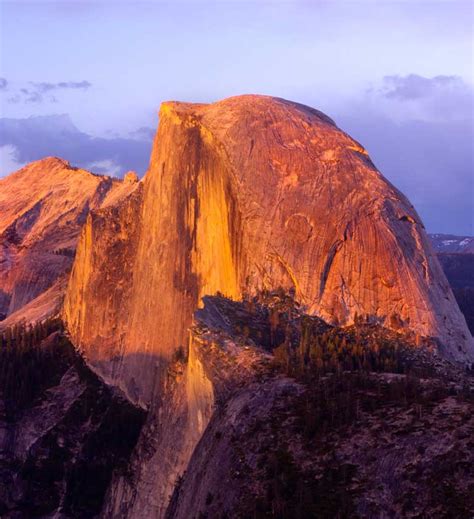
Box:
[162,295,474,519]
[2,296,473,518]
[88,294,474,517]
[0,158,138,329]
[0,320,145,517]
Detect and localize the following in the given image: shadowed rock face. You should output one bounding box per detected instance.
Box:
[63,95,473,406]
[103,295,474,519]
[0,158,138,328]
[436,252,474,336]
[0,328,145,518]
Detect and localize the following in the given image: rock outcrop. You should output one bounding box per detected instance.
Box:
[102,297,273,518]
[0,328,145,518]
[0,157,138,328]
[63,95,473,408]
[103,294,474,519]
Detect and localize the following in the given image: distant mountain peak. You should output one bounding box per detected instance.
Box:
[0,158,139,327]
[429,233,474,254]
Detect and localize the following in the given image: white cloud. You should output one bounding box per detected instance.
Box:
[365,74,474,123]
[85,159,122,176]
[0,145,25,177]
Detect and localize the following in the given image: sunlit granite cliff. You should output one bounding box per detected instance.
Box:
[63,95,473,408]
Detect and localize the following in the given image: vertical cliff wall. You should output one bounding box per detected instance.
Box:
[63,95,474,406]
[102,332,216,518]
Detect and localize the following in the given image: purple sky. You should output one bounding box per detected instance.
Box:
[0,1,473,234]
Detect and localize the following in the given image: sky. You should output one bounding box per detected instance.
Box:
[0,0,473,234]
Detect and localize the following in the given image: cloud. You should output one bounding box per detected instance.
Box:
[0,145,27,175]
[1,79,92,104]
[365,73,474,124]
[129,126,156,140]
[86,159,122,176]
[380,74,463,101]
[31,80,92,92]
[0,114,153,177]
[19,89,43,104]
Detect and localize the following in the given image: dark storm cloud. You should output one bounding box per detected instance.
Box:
[1,79,91,104]
[380,74,464,101]
[0,114,152,177]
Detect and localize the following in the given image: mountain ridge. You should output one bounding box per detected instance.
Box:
[429,233,474,254]
[0,157,139,326]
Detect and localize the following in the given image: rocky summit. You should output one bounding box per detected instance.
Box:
[63,95,472,406]
[1,95,473,518]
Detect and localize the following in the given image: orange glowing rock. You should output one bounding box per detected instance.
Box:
[0,157,138,328]
[62,95,473,406]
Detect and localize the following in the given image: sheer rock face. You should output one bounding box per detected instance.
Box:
[102,334,217,518]
[64,95,473,405]
[102,304,264,519]
[0,157,138,328]
[63,187,147,401]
